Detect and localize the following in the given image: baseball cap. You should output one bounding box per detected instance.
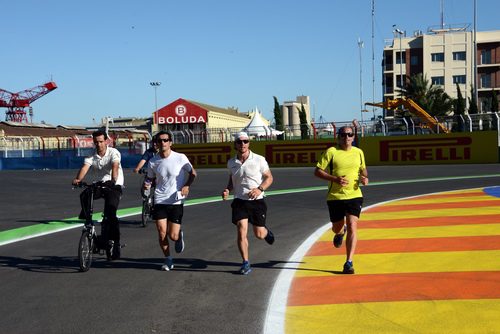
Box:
[234,131,249,141]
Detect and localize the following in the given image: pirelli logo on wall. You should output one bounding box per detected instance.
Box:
[360,131,498,165]
[380,137,472,162]
[176,145,231,167]
[264,142,334,166]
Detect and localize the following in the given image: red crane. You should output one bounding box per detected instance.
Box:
[0,81,57,123]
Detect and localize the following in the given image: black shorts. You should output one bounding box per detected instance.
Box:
[231,198,268,227]
[327,198,363,222]
[152,204,184,224]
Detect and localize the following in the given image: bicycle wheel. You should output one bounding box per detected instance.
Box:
[78,230,93,272]
[141,200,151,227]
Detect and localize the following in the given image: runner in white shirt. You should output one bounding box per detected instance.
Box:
[145,131,197,271]
[221,132,275,275]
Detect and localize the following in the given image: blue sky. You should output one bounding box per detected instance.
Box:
[1,0,498,126]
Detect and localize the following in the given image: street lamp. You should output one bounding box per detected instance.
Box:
[358,38,364,123]
[150,81,161,112]
[392,25,404,97]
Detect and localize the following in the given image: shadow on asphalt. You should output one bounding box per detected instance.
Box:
[0,256,342,275]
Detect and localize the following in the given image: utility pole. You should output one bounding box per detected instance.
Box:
[150,82,161,112]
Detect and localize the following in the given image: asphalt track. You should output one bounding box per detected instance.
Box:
[1,165,500,333]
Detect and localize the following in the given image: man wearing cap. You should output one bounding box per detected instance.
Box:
[222,132,275,275]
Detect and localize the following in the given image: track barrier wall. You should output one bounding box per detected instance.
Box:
[0,131,497,170]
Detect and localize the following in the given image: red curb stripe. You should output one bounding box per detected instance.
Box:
[288,271,500,306]
[307,235,500,256]
[360,214,500,228]
[408,190,485,199]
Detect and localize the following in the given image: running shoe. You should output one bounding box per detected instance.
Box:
[161,257,174,271]
[264,229,275,245]
[343,261,355,274]
[333,225,347,248]
[239,261,252,275]
[175,230,185,253]
[106,240,115,260]
[111,241,121,260]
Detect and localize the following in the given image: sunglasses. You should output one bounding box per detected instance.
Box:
[339,133,354,138]
[236,139,249,144]
[158,138,171,143]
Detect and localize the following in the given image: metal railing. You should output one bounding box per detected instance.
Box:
[1,112,499,158]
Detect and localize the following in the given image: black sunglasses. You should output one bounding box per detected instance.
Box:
[236,139,249,144]
[339,132,354,138]
[158,138,171,143]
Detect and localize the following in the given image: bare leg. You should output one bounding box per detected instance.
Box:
[237,219,249,261]
[155,218,170,256]
[345,214,358,262]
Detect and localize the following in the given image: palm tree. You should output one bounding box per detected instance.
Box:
[404,73,455,116]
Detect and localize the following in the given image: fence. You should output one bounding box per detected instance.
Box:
[1,112,499,159]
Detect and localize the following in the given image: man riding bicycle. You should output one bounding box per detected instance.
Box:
[72,129,124,260]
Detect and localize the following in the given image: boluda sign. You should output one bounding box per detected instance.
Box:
[155,99,207,125]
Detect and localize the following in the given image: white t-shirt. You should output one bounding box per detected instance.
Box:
[147,151,193,205]
[227,151,269,200]
[84,146,124,186]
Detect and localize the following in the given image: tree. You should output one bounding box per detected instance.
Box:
[273,96,284,140]
[468,84,479,114]
[454,83,465,115]
[491,89,498,113]
[298,103,309,139]
[404,73,455,116]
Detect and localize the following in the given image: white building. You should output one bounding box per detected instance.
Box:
[383,26,500,114]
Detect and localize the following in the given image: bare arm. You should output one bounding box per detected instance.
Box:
[180,167,197,196]
[222,175,233,200]
[72,164,90,185]
[133,159,146,173]
[314,167,347,186]
[111,161,120,184]
[248,169,273,199]
[359,168,369,185]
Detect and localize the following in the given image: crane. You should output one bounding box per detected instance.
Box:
[0,81,57,123]
[365,97,450,134]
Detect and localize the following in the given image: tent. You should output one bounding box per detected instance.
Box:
[242,109,283,137]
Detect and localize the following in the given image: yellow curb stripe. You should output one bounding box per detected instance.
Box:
[294,250,500,277]
[285,299,500,334]
[318,223,500,241]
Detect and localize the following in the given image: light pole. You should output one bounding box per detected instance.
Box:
[393,25,404,97]
[358,38,364,123]
[150,81,161,112]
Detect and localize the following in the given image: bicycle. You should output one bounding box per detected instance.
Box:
[74,181,120,272]
[139,169,154,227]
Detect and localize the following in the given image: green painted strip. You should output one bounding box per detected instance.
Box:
[1,173,500,246]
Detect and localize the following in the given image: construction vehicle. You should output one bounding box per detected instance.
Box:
[0,81,57,123]
[365,97,449,134]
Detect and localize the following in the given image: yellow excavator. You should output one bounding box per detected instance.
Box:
[365,97,449,134]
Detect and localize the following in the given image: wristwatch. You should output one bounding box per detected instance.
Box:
[257,186,264,192]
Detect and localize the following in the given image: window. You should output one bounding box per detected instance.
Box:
[395,51,406,64]
[396,75,406,88]
[432,76,444,85]
[453,51,466,61]
[410,55,419,66]
[453,75,466,84]
[481,74,491,88]
[431,53,445,62]
[481,50,492,64]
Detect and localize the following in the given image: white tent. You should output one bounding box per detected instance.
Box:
[242,109,283,137]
